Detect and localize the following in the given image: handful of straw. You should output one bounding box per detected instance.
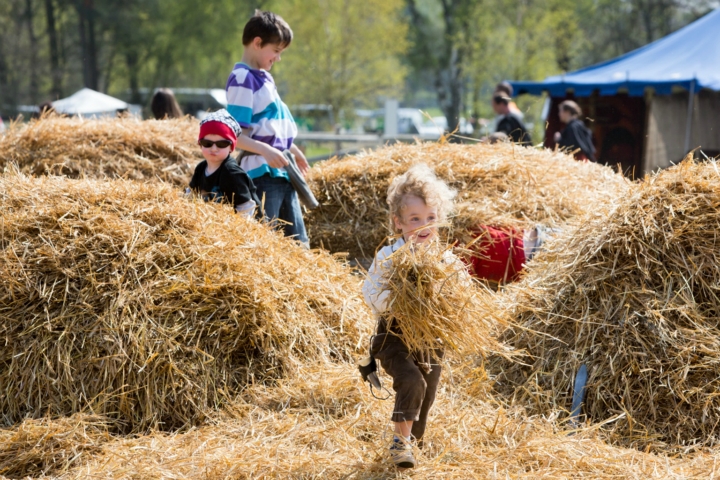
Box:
[381,240,509,359]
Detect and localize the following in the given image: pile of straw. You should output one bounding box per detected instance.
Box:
[0,414,110,478]
[492,158,720,450]
[0,168,372,433]
[305,142,628,259]
[380,241,510,358]
[3,363,718,479]
[0,115,199,186]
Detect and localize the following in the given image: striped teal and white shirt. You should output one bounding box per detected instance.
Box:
[226,63,297,180]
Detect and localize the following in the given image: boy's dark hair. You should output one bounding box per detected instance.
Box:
[492,93,510,105]
[495,81,513,97]
[243,10,293,48]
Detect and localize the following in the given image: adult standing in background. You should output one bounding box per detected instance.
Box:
[151,88,183,119]
[553,100,595,161]
[495,82,523,118]
[492,93,532,146]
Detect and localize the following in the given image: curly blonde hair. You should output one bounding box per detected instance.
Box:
[387,164,456,233]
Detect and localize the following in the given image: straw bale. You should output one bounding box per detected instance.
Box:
[27,363,720,479]
[305,142,628,259]
[0,414,111,478]
[0,115,199,186]
[0,168,372,433]
[379,241,511,358]
[491,158,720,450]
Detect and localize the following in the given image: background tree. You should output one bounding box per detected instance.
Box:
[44,0,63,98]
[271,0,408,123]
[406,0,477,133]
[406,0,718,138]
[0,0,718,121]
[577,0,719,65]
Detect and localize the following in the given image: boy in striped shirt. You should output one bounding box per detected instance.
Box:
[226,10,310,245]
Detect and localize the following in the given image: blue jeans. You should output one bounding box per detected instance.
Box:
[253,175,309,245]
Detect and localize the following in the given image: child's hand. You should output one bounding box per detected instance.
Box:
[295,152,310,177]
[262,145,290,168]
[289,144,310,176]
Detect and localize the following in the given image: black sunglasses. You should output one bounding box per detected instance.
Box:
[199,139,233,149]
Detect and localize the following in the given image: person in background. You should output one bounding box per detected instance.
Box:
[462,224,558,287]
[553,100,595,161]
[495,81,524,118]
[151,88,183,120]
[188,109,263,220]
[226,10,310,246]
[492,93,532,146]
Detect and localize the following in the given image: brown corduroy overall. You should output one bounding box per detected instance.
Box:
[370,317,444,441]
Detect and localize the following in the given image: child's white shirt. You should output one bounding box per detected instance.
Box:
[362,237,406,316]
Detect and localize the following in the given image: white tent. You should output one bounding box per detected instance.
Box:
[52,88,132,117]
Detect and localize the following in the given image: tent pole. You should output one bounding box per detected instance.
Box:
[683,79,696,155]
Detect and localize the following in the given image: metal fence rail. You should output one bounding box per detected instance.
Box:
[296,132,442,143]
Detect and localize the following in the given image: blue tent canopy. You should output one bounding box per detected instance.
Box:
[511,9,720,97]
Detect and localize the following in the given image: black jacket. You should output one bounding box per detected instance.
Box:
[189,156,264,219]
[496,114,532,146]
[558,118,596,161]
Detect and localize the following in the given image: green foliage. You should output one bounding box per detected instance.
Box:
[0,0,717,122]
[109,0,256,97]
[270,0,409,118]
[462,0,591,126]
[577,0,719,66]
[405,0,718,140]
[0,0,258,109]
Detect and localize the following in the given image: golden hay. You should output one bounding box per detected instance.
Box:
[380,241,510,358]
[305,142,629,259]
[3,363,719,479]
[0,168,372,433]
[0,414,111,478]
[491,158,720,451]
[0,115,199,186]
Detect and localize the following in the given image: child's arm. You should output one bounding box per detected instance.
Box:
[235,200,257,218]
[236,128,289,169]
[288,143,310,176]
[362,250,392,314]
[221,162,260,220]
[187,162,204,194]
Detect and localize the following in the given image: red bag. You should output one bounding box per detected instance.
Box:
[464,225,525,284]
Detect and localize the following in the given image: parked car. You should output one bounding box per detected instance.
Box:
[359,107,473,138]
